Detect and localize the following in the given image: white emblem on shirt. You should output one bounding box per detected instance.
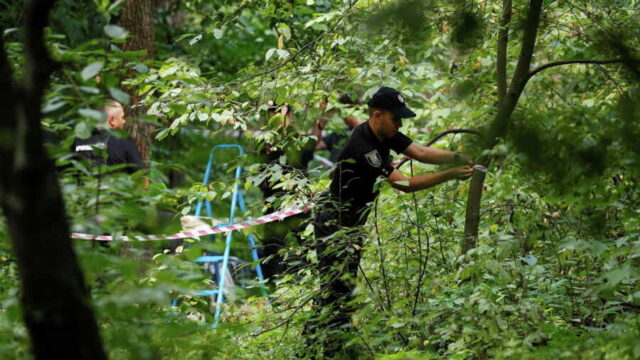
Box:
[364,149,382,168]
[75,142,107,152]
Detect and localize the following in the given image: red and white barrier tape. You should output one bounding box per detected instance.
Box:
[71,204,314,242]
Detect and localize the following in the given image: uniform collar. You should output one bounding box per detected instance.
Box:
[362,121,382,145]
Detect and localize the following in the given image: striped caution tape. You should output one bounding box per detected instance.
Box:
[71,204,314,242]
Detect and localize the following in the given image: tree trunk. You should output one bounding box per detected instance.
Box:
[0,1,106,358]
[461,0,544,254]
[496,0,512,103]
[118,0,156,164]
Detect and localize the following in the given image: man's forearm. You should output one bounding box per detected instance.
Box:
[407,144,457,165]
[427,148,457,165]
[392,168,456,193]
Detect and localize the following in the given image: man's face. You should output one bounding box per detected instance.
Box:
[375,109,402,138]
[107,106,126,130]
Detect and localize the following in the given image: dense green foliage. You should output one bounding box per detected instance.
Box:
[1,0,639,358]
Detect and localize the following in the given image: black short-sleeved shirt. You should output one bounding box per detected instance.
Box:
[73,129,143,174]
[328,121,412,226]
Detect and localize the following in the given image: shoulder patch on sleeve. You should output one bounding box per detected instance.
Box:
[364,149,382,168]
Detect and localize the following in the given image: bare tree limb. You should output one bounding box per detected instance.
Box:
[497,0,512,103]
[526,59,629,84]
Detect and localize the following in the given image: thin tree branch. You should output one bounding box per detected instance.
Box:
[497,0,512,103]
[373,200,393,310]
[526,59,629,84]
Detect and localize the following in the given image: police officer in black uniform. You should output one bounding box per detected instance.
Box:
[309,87,474,355]
[72,100,143,175]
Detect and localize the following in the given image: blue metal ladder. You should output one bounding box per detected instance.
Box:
[183,144,267,328]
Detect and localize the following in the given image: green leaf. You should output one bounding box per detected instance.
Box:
[276,49,289,59]
[78,108,106,121]
[277,23,291,40]
[74,121,92,139]
[390,322,405,329]
[134,63,149,73]
[103,24,128,39]
[79,86,100,94]
[522,254,537,266]
[265,48,276,61]
[213,28,224,39]
[42,99,67,113]
[108,87,130,105]
[155,128,171,141]
[189,34,203,46]
[159,65,178,77]
[3,28,18,36]
[602,266,634,287]
[81,61,104,80]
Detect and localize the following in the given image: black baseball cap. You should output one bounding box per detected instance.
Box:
[367,87,416,118]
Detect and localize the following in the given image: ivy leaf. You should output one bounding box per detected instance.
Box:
[103,25,128,39]
[81,61,104,81]
[108,87,130,105]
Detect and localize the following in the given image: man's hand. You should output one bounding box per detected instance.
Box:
[451,165,473,180]
[453,152,475,166]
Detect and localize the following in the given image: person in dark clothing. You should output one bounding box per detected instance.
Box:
[72,100,143,175]
[257,101,316,280]
[313,94,361,163]
[307,87,474,356]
